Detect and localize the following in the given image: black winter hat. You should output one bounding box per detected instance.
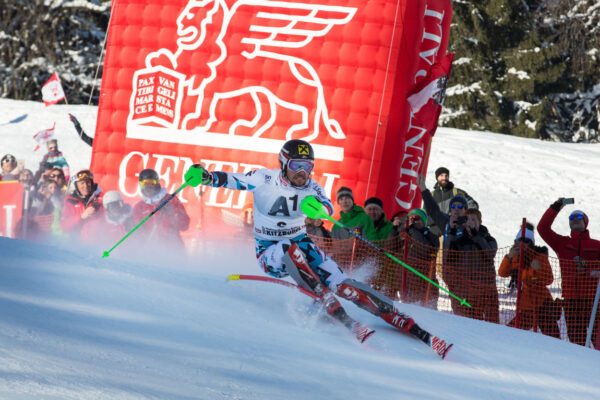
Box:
[336,186,354,202]
[435,167,449,178]
[364,197,383,210]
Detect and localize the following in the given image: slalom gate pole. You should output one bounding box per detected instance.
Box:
[101,180,190,258]
[585,271,600,348]
[301,196,471,307]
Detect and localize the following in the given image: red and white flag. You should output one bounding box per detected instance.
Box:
[41,73,66,107]
[407,53,454,131]
[407,53,454,113]
[33,123,56,152]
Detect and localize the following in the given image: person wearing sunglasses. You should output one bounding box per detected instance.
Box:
[131,168,190,250]
[418,173,497,319]
[60,169,104,236]
[538,198,600,347]
[40,139,70,182]
[48,168,68,193]
[499,223,561,338]
[182,140,453,356]
[1,153,23,181]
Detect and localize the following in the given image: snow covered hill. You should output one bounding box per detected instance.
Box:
[1,98,600,399]
[1,237,599,400]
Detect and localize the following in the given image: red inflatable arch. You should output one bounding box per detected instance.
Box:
[91,0,453,241]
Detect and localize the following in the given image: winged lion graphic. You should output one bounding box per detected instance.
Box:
[144,0,357,142]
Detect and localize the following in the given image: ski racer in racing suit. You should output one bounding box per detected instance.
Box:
[185,140,450,355]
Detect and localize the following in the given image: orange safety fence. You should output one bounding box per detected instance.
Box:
[310,233,600,350]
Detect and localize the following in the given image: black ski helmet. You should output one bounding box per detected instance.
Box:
[279,139,315,173]
[138,168,159,183]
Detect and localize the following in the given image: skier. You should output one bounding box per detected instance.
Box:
[185,140,451,357]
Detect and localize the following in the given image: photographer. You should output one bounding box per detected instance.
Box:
[401,208,440,307]
[538,198,600,346]
[60,169,104,237]
[500,224,560,338]
[418,174,497,319]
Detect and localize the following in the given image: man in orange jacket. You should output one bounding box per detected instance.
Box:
[500,224,560,338]
[538,198,600,346]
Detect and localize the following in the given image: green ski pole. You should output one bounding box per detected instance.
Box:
[102,180,190,258]
[301,195,471,307]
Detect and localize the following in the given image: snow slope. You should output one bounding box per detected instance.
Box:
[1,237,599,400]
[1,98,600,399]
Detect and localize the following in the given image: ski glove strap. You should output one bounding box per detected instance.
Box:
[185,164,213,187]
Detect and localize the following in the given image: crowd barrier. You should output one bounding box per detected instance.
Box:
[310,234,600,350]
[6,205,599,350]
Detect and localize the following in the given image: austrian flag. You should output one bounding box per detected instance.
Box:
[407,53,454,129]
[41,73,66,107]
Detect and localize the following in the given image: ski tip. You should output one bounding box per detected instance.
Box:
[101,251,110,258]
[442,343,453,360]
[361,329,376,344]
[227,274,241,282]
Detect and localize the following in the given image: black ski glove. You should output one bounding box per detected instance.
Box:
[550,198,564,212]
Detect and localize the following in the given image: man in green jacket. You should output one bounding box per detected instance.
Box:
[331,186,376,240]
[364,197,393,241]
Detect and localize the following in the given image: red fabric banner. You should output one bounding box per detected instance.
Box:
[91,0,452,240]
[0,181,24,238]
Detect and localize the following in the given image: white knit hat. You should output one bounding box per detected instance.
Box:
[515,228,535,244]
[103,190,123,207]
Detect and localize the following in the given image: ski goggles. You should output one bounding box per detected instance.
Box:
[75,170,93,182]
[569,213,584,221]
[139,178,159,187]
[450,203,465,210]
[288,159,314,174]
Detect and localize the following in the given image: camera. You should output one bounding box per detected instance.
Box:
[562,198,575,205]
[455,216,468,225]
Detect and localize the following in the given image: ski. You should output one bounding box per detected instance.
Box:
[227,274,374,343]
[430,335,453,360]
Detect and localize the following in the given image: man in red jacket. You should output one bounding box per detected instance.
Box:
[61,169,104,237]
[132,169,190,251]
[537,198,600,347]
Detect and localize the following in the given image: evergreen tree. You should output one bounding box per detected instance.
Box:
[0,0,111,104]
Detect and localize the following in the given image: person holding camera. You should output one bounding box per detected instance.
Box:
[60,169,104,237]
[417,174,497,319]
[499,223,560,338]
[400,208,440,308]
[537,198,600,346]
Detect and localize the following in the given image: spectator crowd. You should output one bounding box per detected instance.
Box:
[2,140,599,350]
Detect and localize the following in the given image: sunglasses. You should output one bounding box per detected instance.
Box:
[140,178,158,187]
[516,238,533,244]
[49,173,63,179]
[2,157,15,164]
[288,159,314,174]
[48,146,57,150]
[569,214,584,221]
[450,203,465,210]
